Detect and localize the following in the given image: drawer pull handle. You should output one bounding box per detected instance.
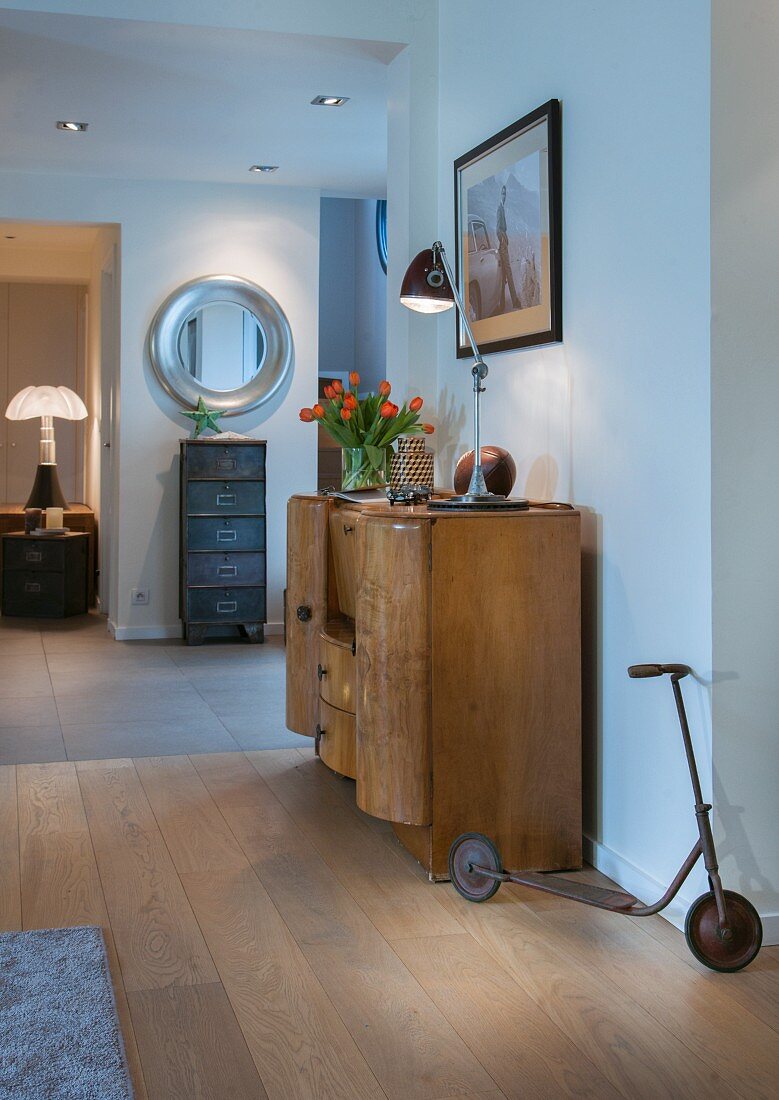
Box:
[216,493,237,506]
[24,582,41,593]
[296,605,312,622]
[317,663,327,681]
[217,600,238,613]
[25,551,42,563]
[315,723,326,755]
[343,524,353,534]
[217,458,237,470]
[216,530,237,542]
[217,565,238,577]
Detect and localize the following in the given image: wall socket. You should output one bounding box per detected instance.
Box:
[130,588,150,606]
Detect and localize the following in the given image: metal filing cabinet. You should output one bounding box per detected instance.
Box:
[1,532,88,618]
[179,439,267,645]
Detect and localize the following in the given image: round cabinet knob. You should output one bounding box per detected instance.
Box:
[317,663,327,681]
[315,723,326,756]
[296,605,312,622]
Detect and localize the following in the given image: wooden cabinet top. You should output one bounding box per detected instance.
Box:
[289,492,579,520]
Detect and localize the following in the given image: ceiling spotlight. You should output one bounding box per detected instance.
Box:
[56,121,88,132]
[249,165,278,174]
[311,95,349,107]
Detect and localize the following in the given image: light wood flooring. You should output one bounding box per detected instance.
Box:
[0,747,776,1099]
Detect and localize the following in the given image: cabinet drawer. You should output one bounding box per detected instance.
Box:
[2,571,66,617]
[318,699,356,780]
[187,551,265,587]
[186,586,266,623]
[318,632,356,714]
[187,517,265,552]
[187,480,265,516]
[4,539,64,573]
[186,444,265,479]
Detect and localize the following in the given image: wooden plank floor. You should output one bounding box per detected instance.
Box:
[1,749,777,1100]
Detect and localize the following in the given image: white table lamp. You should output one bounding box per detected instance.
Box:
[5,385,88,508]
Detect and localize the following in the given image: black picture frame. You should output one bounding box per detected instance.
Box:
[454,98,562,358]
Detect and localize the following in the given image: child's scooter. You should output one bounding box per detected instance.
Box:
[448,663,763,972]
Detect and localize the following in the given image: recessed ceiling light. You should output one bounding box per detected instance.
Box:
[56,120,88,132]
[311,95,349,107]
[249,165,278,174]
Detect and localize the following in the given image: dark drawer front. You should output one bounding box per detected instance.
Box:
[187,586,266,623]
[187,552,265,587]
[187,517,266,552]
[187,480,265,516]
[4,539,65,573]
[3,571,65,616]
[186,445,265,480]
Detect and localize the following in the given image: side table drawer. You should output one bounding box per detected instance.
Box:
[318,633,356,714]
[318,699,356,780]
[186,586,266,623]
[4,539,65,573]
[3,571,66,617]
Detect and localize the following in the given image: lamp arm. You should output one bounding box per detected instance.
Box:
[433,242,490,497]
[432,242,488,380]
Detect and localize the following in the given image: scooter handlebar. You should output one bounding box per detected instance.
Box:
[628,663,691,680]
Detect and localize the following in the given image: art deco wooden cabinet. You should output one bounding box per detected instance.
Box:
[286,494,581,880]
[180,439,267,645]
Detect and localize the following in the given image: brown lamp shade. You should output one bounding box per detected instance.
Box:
[400,249,455,314]
[454,446,517,497]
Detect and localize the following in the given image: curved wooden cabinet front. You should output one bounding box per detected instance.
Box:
[285,496,330,736]
[318,699,357,779]
[355,514,431,825]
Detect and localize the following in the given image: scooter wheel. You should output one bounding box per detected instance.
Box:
[448,833,503,903]
[684,890,762,972]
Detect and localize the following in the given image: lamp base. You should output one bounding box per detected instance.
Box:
[429,493,529,511]
[25,464,69,510]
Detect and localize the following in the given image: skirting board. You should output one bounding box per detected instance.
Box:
[584,834,778,945]
[109,620,284,641]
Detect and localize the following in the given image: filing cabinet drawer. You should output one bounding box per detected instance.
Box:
[4,538,65,573]
[187,480,265,516]
[186,444,265,480]
[187,551,265,587]
[318,632,357,714]
[186,586,266,623]
[187,517,265,552]
[317,699,357,780]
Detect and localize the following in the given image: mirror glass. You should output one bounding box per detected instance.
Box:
[177,301,266,392]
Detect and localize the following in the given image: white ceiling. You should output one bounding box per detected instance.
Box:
[0,9,398,195]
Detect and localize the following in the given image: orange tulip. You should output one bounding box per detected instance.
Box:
[323,384,335,400]
[344,392,358,410]
[349,371,360,387]
[332,379,344,395]
[299,408,314,422]
[378,380,391,397]
[340,407,351,421]
[312,404,325,419]
[409,396,423,412]
[422,423,435,434]
[380,401,395,418]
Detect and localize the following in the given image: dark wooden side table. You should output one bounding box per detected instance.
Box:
[1,532,89,618]
[0,504,97,606]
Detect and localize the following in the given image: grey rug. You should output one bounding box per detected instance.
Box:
[0,926,133,1100]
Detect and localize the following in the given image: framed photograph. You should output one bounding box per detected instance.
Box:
[454,99,561,357]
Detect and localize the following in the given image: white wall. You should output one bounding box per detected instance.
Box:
[319,197,386,391]
[711,0,779,941]
[0,173,320,638]
[435,0,714,927]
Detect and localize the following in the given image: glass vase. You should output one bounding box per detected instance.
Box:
[341,446,391,491]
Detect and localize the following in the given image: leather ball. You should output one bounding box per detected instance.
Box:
[454,446,517,497]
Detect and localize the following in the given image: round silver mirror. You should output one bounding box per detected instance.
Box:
[149,275,293,415]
